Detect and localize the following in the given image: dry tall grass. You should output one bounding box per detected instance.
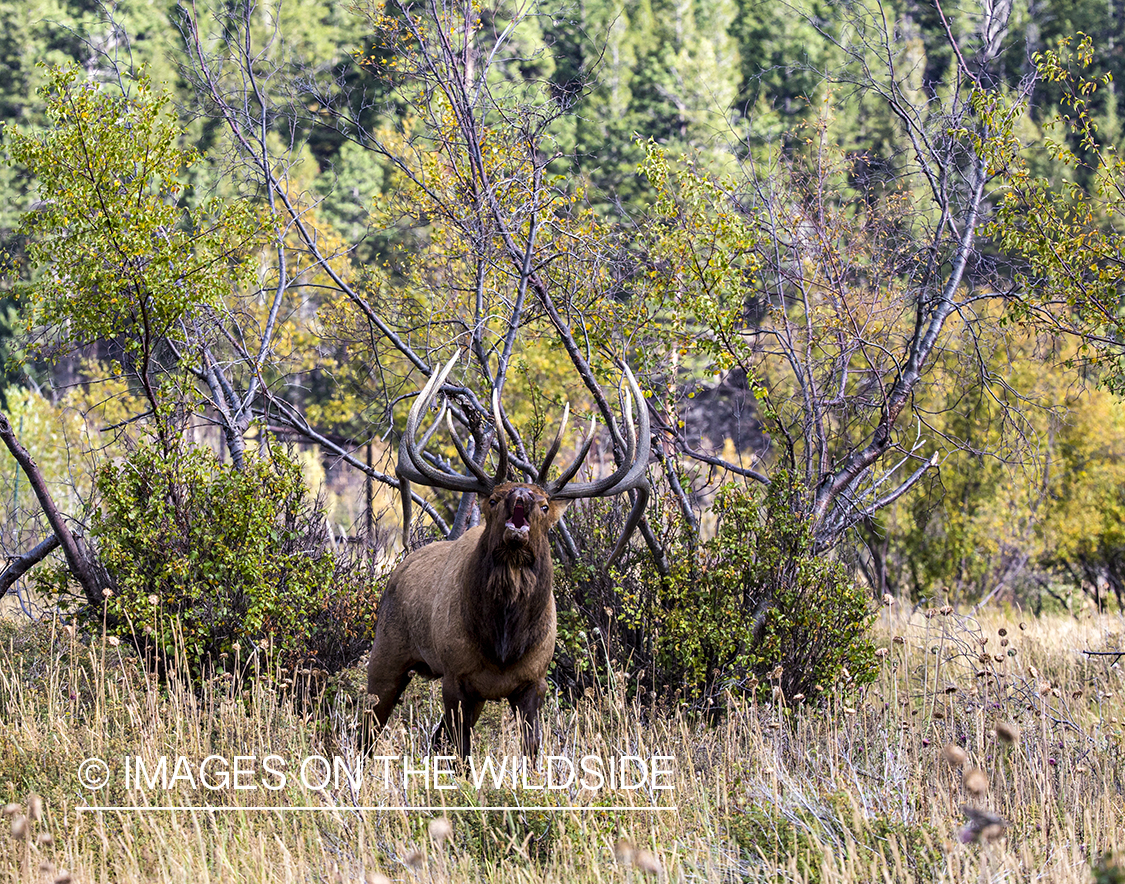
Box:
[2,604,1124,883]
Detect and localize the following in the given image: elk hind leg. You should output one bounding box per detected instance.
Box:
[364,653,414,752]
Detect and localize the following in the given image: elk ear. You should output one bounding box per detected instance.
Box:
[547,499,570,525]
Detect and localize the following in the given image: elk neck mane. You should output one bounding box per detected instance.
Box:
[461,527,554,666]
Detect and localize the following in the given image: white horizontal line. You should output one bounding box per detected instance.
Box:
[77,805,675,813]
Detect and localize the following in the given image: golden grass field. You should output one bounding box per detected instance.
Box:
[2,603,1125,883]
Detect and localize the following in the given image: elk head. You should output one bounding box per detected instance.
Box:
[395,351,651,562]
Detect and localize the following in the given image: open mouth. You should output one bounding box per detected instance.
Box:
[508,503,528,531]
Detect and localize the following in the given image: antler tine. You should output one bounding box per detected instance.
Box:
[401,351,458,472]
[445,409,492,487]
[606,482,650,566]
[397,351,495,497]
[551,364,650,500]
[398,476,413,549]
[417,399,448,451]
[607,363,651,494]
[547,413,597,493]
[490,388,510,486]
[536,401,570,480]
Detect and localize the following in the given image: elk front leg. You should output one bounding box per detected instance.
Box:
[436,679,484,759]
[509,679,547,758]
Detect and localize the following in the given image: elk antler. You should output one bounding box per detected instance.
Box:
[397,352,496,546]
[546,363,651,564]
[397,353,652,564]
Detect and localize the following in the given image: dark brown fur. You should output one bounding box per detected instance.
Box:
[366,483,567,758]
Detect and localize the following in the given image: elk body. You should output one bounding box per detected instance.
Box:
[366,354,649,758]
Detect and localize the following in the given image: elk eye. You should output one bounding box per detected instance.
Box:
[540,504,549,513]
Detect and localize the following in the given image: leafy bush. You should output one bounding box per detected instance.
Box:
[55,441,381,677]
[557,472,876,703]
[664,475,877,701]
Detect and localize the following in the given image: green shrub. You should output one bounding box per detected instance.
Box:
[659,474,877,701]
[1095,854,1125,884]
[52,441,380,677]
[557,471,876,703]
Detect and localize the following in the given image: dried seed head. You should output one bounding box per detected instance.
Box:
[1000,638,1009,647]
[10,814,28,839]
[38,861,54,875]
[63,625,76,640]
[941,605,953,616]
[882,594,895,606]
[942,744,969,766]
[980,823,1006,842]
[893,635,905,644]
[365,872,392,884]
[933,710,945,720]
[403,848,424,870]
[959,805,1007,844]
[945,684,958,694]
[106,636,120,647]
[37,831,52,845]
[995,721,1018,744]
[770,665,784,681]
[1,803,20,818]
[1072,690,1084,700]
[963,768,989,796]
[998,628,1007,637]
[614,838,636,865]
[27,794,42,822]
[792,693,805,702]
[53,872,73,884]
[925,609,938,619]
[634,849,663,876]
[875,647,889,659]
[1019,622,1027,630]
[428,816,453,844]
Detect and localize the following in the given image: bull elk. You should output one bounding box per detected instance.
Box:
[365,353,650,758]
